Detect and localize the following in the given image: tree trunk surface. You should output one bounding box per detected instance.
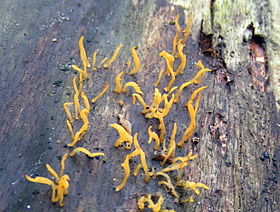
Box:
[0,0,279,212]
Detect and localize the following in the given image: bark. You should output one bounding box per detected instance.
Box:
[0,0,279,212]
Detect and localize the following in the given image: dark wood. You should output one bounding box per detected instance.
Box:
[0,0,279,212]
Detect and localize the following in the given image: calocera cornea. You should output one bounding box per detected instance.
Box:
[69,147,105,158]
[104,44,123,69]
[80,92,91,111]
[177,87,205,147]
[78,36,90,72]
[72,76,81,119]
[67,109,89,147]
[129,46,140,75]
[63,102,74,123]
[138,194,173,212]
[97,57,108,69]
[154,69,165,87]
[92,51,97,71]
[147,126,160,151]
[177,180,210,195]
[133,133,150,183]
[193,60,212,84]
[159,51,175,92]
[122,81,143,95]
[72,65,88,80]
[114,71,124,93]
[110,123,133,149]
[174,60,211,103]
[181,14,193,45]
[175,41,186,75]
[153,172,179,198]
[115,133,150,191]
[92,83,110,103]
[66,120,74,139]
[25,154,70,207]
[133,163,142,176]
[160,123,177,166]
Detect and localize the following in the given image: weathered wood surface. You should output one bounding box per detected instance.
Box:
[0,0,279,211]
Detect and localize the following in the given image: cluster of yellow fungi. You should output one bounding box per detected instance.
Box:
[25,13,211,210]
[109,14,211,210]
[25,36,111,207]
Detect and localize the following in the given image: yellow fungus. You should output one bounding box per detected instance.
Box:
[97,57,108,69]
[160,161,188,173]
[104,44,123,69]
[25,175,55,187]
[72,76,81,119]
[175,41,186,75]
[129,46,140,75]
[132,93,148,113]
[110,123,133,149]
[186,86,206,106]
[181,14,193,45]
[172,33,180,57]
[46,164,60,182]
[157,112,166,143]
[115,147,140,191]
[116,156,131,191]
[160,94,175,118]
[154,172,179,198]
[177,180,210,195]
[138,194,155,210]
[53,175,70,207]
[193,60,212,84]
[66,120,74,139]
[67,109,89,147]
[134,133,150,183]
[154,69,165,87]
[92,83,110,103]
[175,14,181,34]
[159,51,175,92]
[122,82,143,95]
[151,88,162,109]
[72,65,88,80]
[167,86,178,96]
[159,51,174,76]
[147,126,160,151]
[78,72,84,92]
[80,92,91,111]
[160,123,177,166]
[174,81,193,103]
[63,102,74,123]
[73,94,81,119]
[25,175,57,202]
[114,71,124,93]
[133,163,142,176]
[72,76,79,94]
[25,156,70,207]
[172,152,198,164]
[69,147,105,158]
[138,194,165,212]
[59,154,68,178]
[177,91,203,147]
[78,36,90,71]
[92,51,97,71]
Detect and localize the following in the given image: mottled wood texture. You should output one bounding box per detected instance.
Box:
[0,0,279,212]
